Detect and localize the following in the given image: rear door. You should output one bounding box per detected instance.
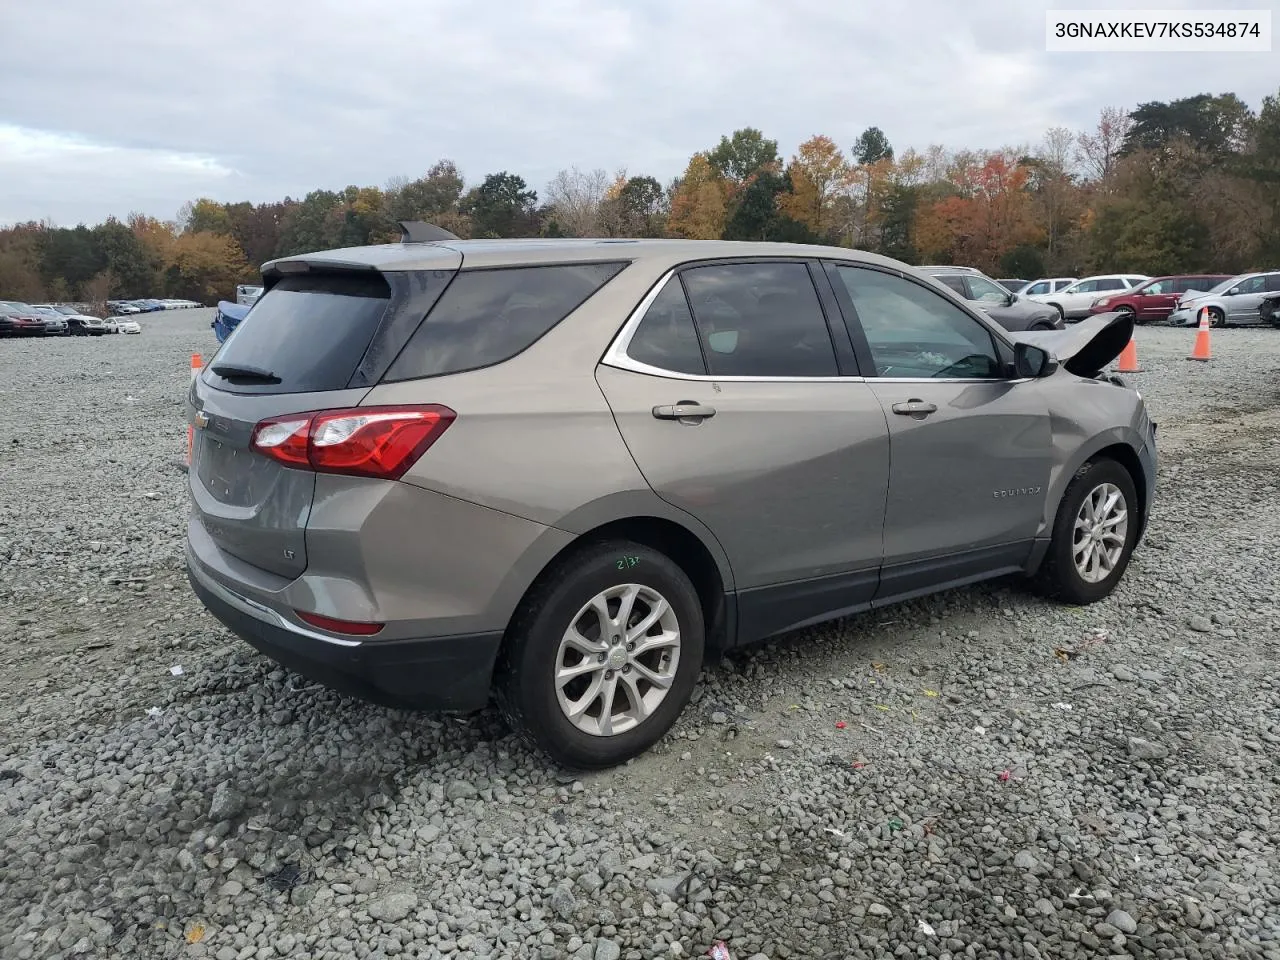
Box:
[1226,274,1269,321]
[824,262,1052,599]
[597,259,890,641]
[190,260,460,579]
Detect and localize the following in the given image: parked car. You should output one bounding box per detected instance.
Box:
[236,284,264,307]
[1167,271,1280,327]
[109,301,141,315]
[102,318,119,334]
[997,278,1030,292]
[1087,275,1234,325]
[0,302,47,336]
[65,315,107,336]
[1259,291,1280,327]
[28,306,70,335]
[917,266,1063,331]
[1026,275,1151,321]
[185,232,1158,769]
[116,318,142,334]
[1017,277,1078,297]
[212,299,251,343]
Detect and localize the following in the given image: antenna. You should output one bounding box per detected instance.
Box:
[399,221,461,243]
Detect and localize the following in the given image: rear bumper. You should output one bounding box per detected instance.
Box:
[188,559,501,712]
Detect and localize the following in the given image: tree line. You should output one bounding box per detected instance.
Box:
[2,88,1277,306]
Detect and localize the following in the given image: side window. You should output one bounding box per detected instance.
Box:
[1143,280,1169,295]
[1237,275,1265,294]
[965,276,1012,303]
[936,275,969,297]
[386,262,627,381]
[1072,280,1098,294]
[679,262,838,377]
[1096,279,1125,291]
[1054,280,1073,292]
[1265,273,1280,293]
[833,265,1002,379]
[625,279,707,375]
[1026,282,1048,296]
[1170,278,1192,294]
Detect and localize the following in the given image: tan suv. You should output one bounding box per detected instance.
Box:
[187,225,1158,768]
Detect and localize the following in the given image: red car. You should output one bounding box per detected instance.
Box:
[1088,275,1233,325]
[0,303,48,337]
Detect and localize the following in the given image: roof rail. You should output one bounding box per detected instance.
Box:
[399,221,461,243]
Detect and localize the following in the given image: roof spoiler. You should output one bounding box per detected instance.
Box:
[399,221,460,243]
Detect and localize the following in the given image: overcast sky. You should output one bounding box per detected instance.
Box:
[1,0,1276,227]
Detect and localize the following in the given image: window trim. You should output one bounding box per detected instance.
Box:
[602,258,861,383]
[820,260,1025,384]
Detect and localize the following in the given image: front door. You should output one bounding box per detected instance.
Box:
[824,262,1052,601]
[1134,279,1178,321]
[596,260,891,642]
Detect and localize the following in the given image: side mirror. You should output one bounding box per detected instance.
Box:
[1014,341,1057,378]
[1005,292,1018,305]
[1227,287,1240,296]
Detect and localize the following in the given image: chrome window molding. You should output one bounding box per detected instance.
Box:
[600,266,1031,387]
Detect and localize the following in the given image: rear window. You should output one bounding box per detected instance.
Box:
[207,272,391,394]
[384,262,627,381]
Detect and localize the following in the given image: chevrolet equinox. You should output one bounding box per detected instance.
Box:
[186,224,1158,769]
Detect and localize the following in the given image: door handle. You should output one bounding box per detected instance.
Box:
[891,399,937,418]
[652,402,716,422]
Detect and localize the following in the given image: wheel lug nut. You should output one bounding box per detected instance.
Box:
[597,653,606,663]
[604,670,614,680]
[626,642,635,652]
[622,664,632,674]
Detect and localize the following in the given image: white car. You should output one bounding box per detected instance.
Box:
[1016,277,1077,296]
[115,318,142,334]
[1026,274,1151,321]
[102,318,119,334]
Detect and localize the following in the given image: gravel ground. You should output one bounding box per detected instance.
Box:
[2,313,1279,960]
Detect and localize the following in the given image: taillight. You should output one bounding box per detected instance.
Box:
[250,405,455,480]
[294,610,385,636]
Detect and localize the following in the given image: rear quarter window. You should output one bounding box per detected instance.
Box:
[385,262,628,381]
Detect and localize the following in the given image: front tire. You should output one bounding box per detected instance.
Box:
[1036,459,1139,605]
[1209,307,1226,328]
[496,539,705,770]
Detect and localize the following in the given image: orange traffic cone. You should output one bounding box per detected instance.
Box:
[1116,337,1141,373]
[1187,308,1212,362]
[187,354,203,463]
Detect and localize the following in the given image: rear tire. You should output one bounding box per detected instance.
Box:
[1047,303,1065,321]
[496,539,704,770]
[1035,459,1139,605]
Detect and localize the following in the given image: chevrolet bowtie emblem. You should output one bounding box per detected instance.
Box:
[194,412,210,429]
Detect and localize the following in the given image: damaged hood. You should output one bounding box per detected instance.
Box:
[1009,311,1134,376]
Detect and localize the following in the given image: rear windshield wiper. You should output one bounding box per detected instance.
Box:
[210,363,282,384]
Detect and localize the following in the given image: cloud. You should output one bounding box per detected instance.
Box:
[0,0,1276,226]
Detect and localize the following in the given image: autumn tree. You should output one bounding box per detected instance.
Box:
[779,136,850,240]
[387,160,466,225]
[164,231,250,303]
[665,153,728,240]
[180,198,233,235]
[81,270,114,316]
[276,190,343,256]
[0,225,47,301]
[1076,106,1133,190]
